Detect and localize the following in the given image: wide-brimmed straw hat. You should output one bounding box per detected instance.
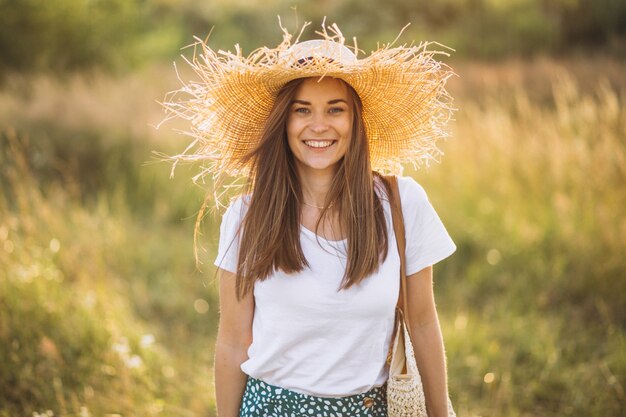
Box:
[161,22,455,186]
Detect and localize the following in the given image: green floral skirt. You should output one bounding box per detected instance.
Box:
[239,376,388,417]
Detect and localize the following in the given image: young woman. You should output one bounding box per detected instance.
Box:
[165,26,456,417]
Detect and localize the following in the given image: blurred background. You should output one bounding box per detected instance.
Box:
[0,0,624,416]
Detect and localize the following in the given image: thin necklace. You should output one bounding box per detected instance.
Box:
[303,201,333,210]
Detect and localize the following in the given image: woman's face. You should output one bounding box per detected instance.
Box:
[286,77,353,176]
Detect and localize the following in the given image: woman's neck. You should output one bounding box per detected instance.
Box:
[297,167,336,208]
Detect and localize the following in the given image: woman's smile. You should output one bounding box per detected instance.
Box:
[303,139,337,149]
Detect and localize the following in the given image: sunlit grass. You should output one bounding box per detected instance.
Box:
[413,63,626,416]
[0,129,217,416]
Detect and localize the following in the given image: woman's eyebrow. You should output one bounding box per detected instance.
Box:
[291,99,348,105]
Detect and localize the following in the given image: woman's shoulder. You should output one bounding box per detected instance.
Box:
[220,194,251,223]
[375,174,428,205]
[396,175,428,203]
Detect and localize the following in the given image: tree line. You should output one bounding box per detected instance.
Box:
[0,0,624,76]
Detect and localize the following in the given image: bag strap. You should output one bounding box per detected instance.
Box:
[384,175,412,337]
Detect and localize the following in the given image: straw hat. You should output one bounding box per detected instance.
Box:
[161,22,455,185]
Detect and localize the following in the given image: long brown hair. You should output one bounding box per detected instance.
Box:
[234,77,389,300]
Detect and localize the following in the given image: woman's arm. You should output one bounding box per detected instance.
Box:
[214,268,254,417]
[405,265,450,417]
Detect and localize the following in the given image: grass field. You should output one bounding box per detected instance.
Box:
[0,57,625,416]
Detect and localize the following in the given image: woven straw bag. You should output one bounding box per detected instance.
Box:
[385,176,456,417]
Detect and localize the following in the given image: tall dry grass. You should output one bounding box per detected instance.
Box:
[412,60,626,416]
[0,128,219,416]
[432,67,626,318]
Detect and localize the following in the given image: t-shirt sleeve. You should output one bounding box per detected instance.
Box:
[398,176,456,276]
[214,197,247,273]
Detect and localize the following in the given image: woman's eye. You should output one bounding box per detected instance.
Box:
[294,107,310,114]
[329,107,345,114]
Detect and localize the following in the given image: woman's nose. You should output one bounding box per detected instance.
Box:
[309,114,329,134]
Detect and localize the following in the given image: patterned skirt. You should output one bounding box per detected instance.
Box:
[239,376,388,417]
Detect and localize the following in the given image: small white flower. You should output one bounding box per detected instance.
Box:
[126,355,143,369]
[112,337,130,355]
[140,334,155,348]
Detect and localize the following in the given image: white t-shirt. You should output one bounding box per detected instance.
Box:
[214,176,456,397]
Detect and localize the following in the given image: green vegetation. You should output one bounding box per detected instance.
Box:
[0,128,219,415]
[0,68,220,415]
[413,69,626,416]
[1,0,625,76]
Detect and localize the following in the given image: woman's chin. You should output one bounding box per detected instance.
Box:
[296,159,341,175]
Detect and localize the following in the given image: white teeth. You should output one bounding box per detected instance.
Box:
[304,140,334,148]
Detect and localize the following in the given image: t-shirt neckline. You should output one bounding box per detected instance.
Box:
[299,224,347,244]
